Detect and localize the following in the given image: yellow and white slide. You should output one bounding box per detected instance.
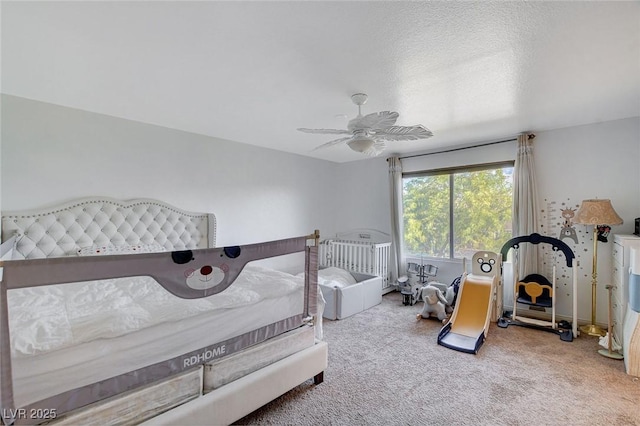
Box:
[437,251,500,354]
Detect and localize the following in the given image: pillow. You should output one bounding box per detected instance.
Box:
[77,243,167,256]
[1,233,20,260]
[318,267,357,288]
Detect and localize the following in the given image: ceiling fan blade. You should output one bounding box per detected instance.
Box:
[297,128,351,135]
[311,136,354,152]
[348,111,399,132]
[372,125,433,141]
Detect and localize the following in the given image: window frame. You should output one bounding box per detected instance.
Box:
[402,161,515,259]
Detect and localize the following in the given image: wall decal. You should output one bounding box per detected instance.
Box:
[541,199,588,312]
[559,207,579,244]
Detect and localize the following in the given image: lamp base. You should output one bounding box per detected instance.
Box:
[597,348,624,360]
[579,323,606,337]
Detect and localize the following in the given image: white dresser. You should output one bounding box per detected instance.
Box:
[612,234,640,375]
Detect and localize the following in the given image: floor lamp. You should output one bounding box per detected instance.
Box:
[574,199,623,337]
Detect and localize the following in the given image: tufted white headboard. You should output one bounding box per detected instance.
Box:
[1,197,216,259]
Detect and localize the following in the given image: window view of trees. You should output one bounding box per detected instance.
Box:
[403,166,513,259]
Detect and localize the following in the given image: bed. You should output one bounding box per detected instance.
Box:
[0,197,327,426]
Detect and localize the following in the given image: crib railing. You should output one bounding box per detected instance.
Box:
[319,238,392,293]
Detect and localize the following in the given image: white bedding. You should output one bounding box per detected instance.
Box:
[310,266,357,288]
[8,265,301,357]
[8,265,306,406]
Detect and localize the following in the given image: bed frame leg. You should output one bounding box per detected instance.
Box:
[313,371,324,385]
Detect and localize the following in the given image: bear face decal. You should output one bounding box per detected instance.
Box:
[184,263,228,290]
[477,256,496,274]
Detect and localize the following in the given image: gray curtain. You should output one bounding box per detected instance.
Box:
[388,156,405,281]
[512,133,540,277]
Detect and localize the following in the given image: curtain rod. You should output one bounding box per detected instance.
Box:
[396,134,534,160]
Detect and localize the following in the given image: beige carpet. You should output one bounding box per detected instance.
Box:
[236,292,640,425]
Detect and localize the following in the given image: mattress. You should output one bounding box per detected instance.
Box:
[51,368,204,426]
[7,265,305,407]
[203,323,315,391]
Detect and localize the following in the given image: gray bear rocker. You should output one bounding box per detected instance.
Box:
[416,284,451,323]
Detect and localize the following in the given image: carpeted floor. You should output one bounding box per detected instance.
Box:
[236,292,640,425]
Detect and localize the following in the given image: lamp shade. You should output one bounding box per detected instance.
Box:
[574,199,623,225]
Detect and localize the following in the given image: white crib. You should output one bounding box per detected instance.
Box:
[319,229,392,294]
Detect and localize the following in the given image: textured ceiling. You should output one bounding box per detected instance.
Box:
[2,1,639,163]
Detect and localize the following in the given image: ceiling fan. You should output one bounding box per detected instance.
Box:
[297,93,433,157]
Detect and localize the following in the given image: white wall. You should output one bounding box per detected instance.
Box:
[1,95,339,271]
[334,117,640,326]
[332,156,391,235]
[535,117,640,235]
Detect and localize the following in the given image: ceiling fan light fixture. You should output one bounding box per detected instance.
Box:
[298,93,433,157]
[347,135,375,153]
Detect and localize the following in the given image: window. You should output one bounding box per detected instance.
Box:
[403,162,514,259]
